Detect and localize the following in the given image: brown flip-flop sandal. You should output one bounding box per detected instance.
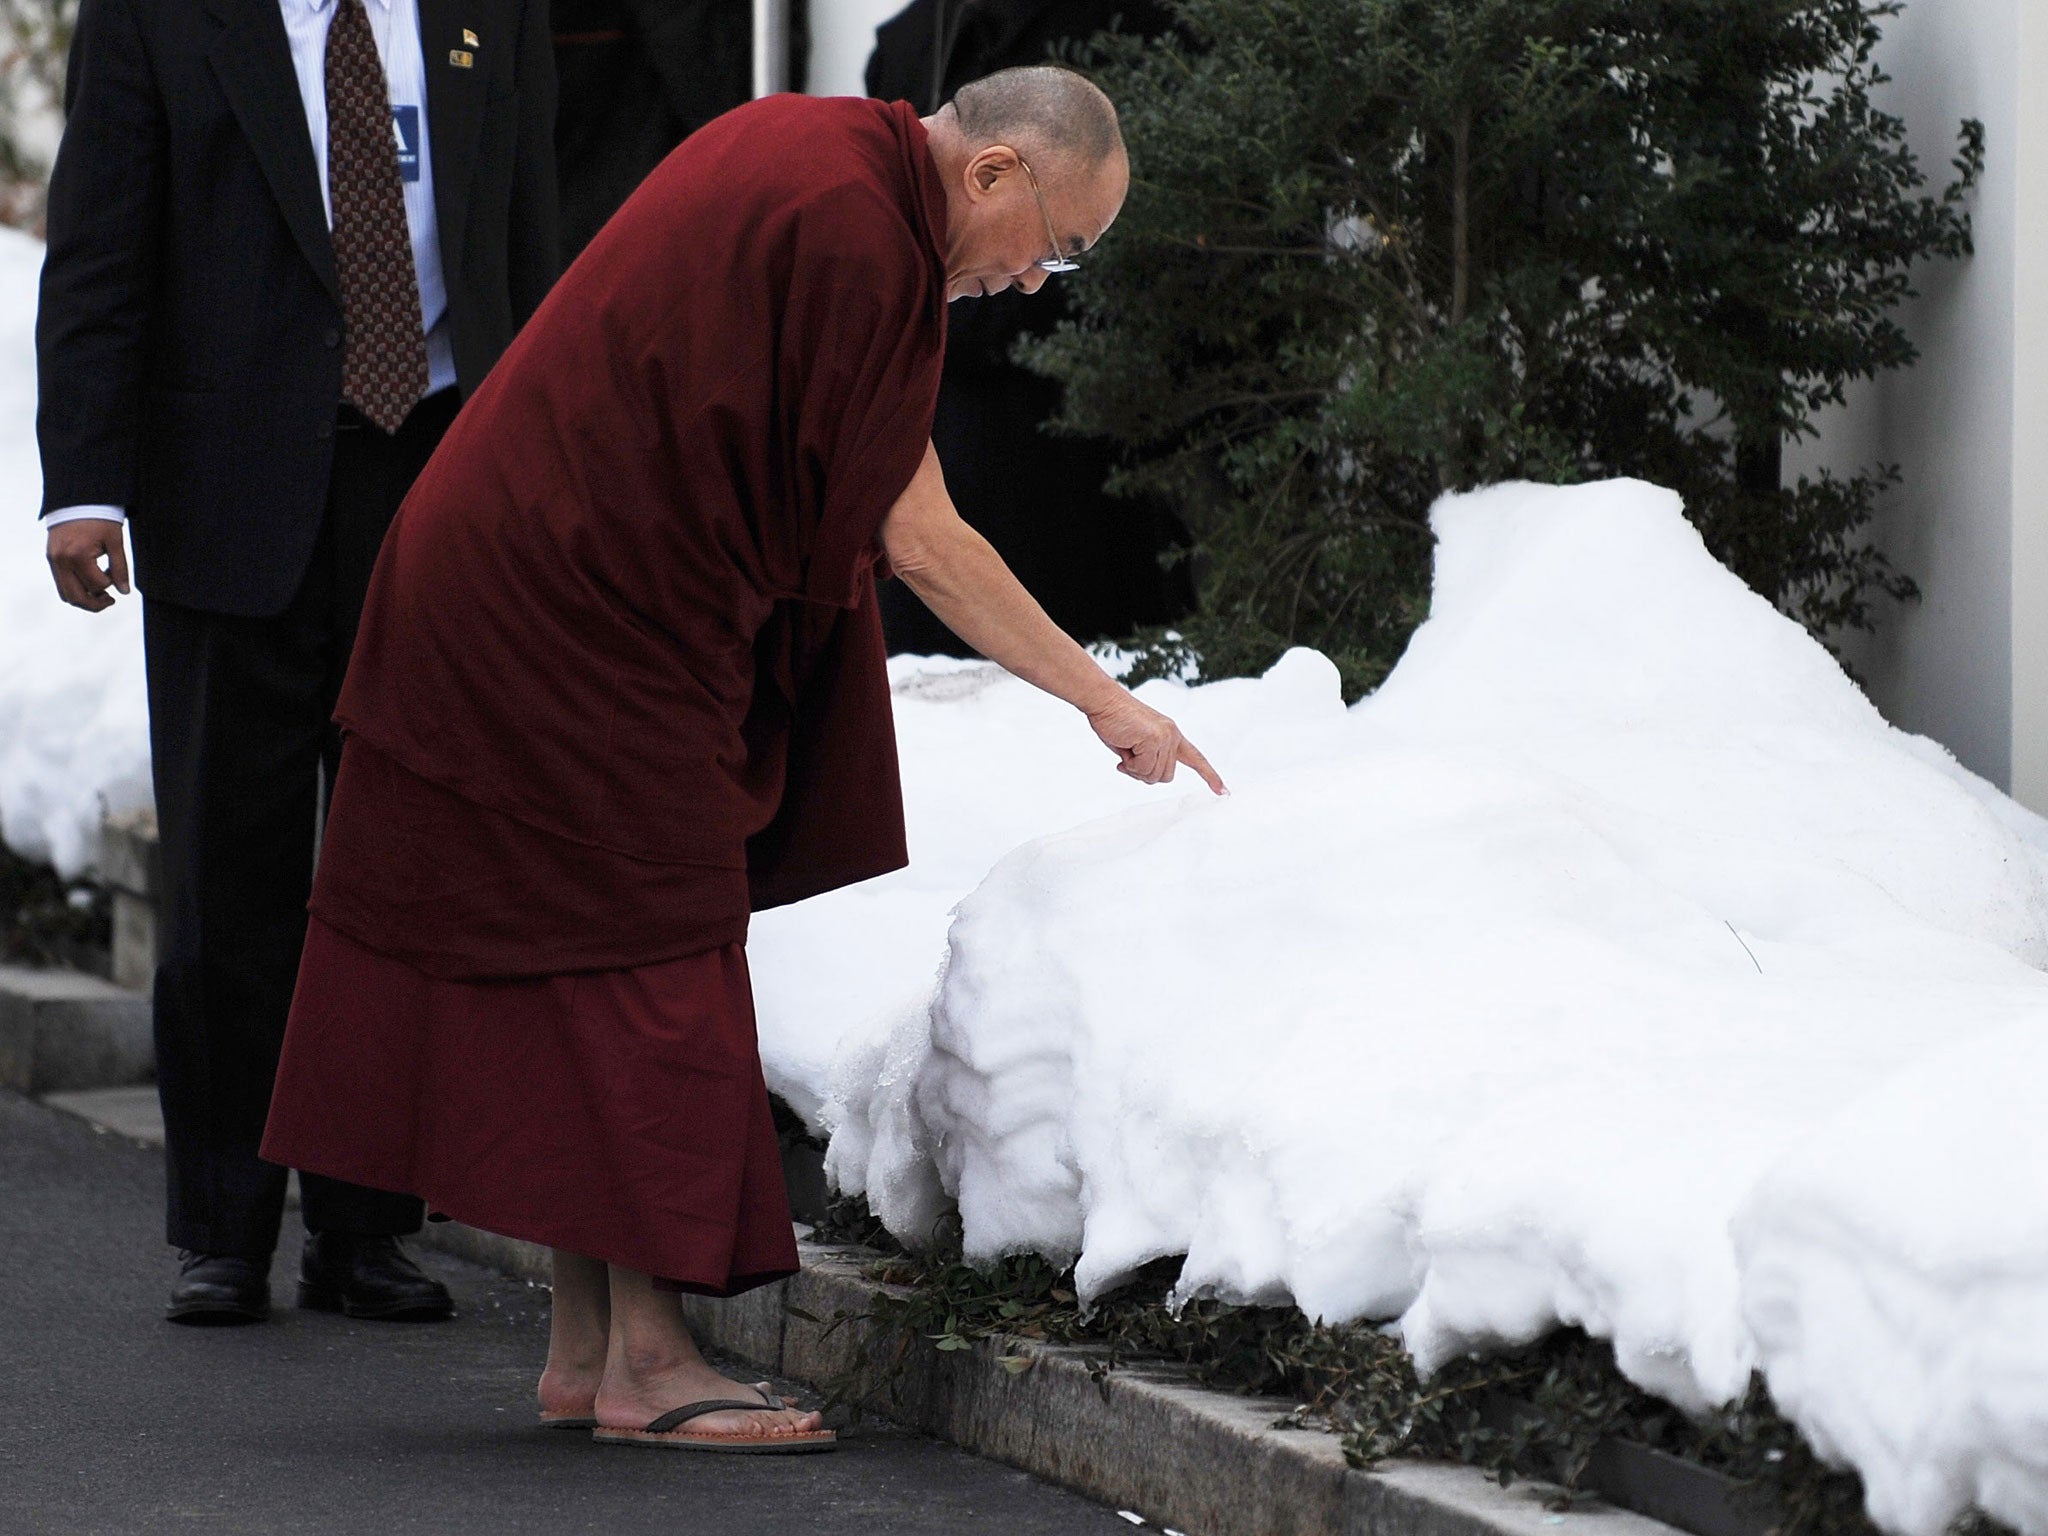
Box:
[592,1384,837,1454]
[539,1384,785,1431]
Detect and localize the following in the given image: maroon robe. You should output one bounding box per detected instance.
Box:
[261,95,950,1293]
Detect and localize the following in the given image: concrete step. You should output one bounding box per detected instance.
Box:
[0,964,152,1095]
[42,1085,163,1143]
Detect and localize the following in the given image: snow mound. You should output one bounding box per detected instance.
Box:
[799,479,2048,1536]
[748,647,1345,1127]
[1736,1020,2048,1536]
[0,229,151,876]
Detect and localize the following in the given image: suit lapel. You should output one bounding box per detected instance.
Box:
[417,0,488,284]
[205,0,342,306]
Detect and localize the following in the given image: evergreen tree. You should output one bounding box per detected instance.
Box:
[1027,0,1983,694]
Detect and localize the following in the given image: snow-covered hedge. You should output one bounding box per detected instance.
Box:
[759,482,2048,1536]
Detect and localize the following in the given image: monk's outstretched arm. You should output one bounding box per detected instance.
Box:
[881,444,1227,794]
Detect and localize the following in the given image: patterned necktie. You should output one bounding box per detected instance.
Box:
[326,0,428,433]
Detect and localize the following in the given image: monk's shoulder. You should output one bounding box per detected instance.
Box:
[727,98,934,272]
[789,179,923,267]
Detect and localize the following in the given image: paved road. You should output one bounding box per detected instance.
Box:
[0,1089,1132,1536]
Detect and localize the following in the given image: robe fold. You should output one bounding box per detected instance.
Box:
[261,95,951,1294]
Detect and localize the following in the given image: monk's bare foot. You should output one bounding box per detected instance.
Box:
[542,1249,612,1420]
[537,1355,606,1421]
[595,1356,824,1438]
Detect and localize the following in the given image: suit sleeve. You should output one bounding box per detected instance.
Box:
[35,0,166,517]
[625,0,747,135]
[505,0,559,325]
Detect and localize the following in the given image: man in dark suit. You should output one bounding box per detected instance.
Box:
[548,0,749,262]
[36,0,558,1325]
[865,0,1189,658]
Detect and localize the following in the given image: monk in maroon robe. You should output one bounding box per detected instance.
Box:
[262,65,1222,1453]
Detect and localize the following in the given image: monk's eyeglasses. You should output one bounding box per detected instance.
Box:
[1018,157,1081,274]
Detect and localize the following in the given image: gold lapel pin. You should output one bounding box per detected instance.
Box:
[449,47,474,67]
[461,28,478,45]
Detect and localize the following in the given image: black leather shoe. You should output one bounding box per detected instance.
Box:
[166,1251,271,1325]
[298,1233,455,1321]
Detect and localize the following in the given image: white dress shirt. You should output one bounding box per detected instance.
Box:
[45,0,453,529]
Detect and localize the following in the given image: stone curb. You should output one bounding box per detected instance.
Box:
[0,965,152,1095]
[414,1221,1679,1536]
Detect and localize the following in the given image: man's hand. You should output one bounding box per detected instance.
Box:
[46,518,131,612]
[1086,687,1228,794]
[885,443,1229,797]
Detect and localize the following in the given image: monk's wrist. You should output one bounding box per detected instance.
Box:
[1071,667,1128,720]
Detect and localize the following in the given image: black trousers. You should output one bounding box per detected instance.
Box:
[142,389,460,1258]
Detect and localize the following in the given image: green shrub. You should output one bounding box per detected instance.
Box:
[1,840,109,970]
[1027,0,1982,695]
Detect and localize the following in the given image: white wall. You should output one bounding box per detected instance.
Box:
[2004,0,2048,807]
[1792,0,2048,802]
[1795,0,2021,788]
[806,0,907,98]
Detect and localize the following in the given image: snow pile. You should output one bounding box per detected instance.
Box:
[747,648,1344,1126]
[1735,1020,2048,1536]
[786,480,2048,1536]
[0,228,151,876]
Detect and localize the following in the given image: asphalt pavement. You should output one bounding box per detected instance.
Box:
[0,1088,1135,1536]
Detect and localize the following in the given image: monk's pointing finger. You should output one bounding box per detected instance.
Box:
[1178,737,1228,796]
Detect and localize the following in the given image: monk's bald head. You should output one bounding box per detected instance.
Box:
[948,66,1124,177]
[923,67,1130,303]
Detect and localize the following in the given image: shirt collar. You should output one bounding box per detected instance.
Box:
[290,0,394,15]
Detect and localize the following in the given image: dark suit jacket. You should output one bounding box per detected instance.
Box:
[865,0,1191,655]
[550,0,749,262]
[36,0,561,616]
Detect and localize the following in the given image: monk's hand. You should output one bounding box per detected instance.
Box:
[46,519,131,612]
[1085,687,1228,795]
